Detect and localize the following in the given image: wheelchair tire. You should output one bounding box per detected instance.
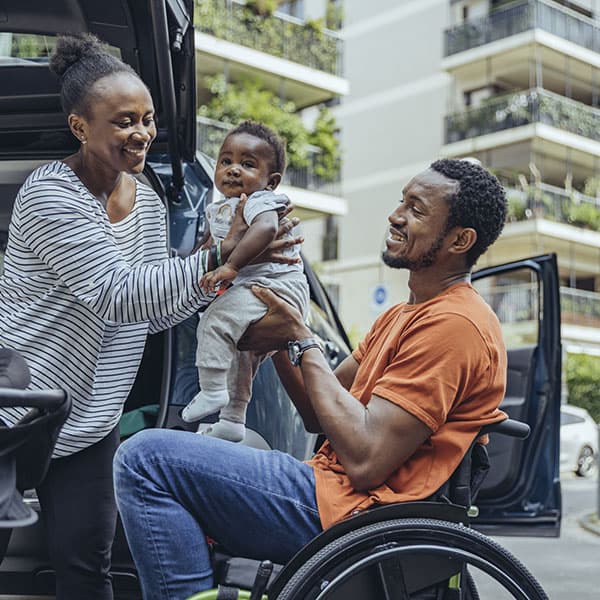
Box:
[273,518,547,600]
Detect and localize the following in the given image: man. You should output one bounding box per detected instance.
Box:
[114,158,508,600]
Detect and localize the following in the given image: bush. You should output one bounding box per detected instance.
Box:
[199,75,341,182]
[566,353,600,423]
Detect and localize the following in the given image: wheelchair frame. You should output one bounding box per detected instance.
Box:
[186,419,548,600]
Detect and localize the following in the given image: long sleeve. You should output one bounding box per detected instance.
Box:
[17,176,212,326]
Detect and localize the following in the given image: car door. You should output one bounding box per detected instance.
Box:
[470,253,561,537]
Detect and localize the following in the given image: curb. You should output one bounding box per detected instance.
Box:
[579,512,600,536]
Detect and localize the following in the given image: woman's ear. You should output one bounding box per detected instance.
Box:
[67,113,88,144]
[449,227,477,256]
[266,172,282,190]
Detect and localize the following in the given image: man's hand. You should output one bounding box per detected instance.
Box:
[238,286,311,353]
[200,263,239,294]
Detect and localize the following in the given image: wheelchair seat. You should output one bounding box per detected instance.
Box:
[191,418,547,600]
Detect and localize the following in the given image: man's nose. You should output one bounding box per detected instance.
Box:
[389,207,406,225]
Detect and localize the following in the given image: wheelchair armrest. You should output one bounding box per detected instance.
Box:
[480,418,530,439]
[0,388,67,411]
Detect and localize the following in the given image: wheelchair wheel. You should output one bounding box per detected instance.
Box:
[273,518,547,600]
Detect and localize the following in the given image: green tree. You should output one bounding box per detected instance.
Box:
[308,107,341,183]
[199,75,309,170]
[566,353,600,422]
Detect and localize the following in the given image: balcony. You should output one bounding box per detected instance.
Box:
[196,117,346,219]
[507,183,600,231]
[481,283,600,329]
[445,88,600,145]
[444,0,600,57]
[195,0,343,76]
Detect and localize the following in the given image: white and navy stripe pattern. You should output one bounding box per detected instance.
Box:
[0,161,211,457]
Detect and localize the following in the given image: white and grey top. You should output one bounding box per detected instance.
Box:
[0,161,212,457]
[206,190,304,285]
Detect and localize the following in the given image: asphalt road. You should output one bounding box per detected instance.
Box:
[1,472,598,599]
[472,472,600,598]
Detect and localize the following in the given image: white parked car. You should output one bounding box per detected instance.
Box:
[560,404,598,477]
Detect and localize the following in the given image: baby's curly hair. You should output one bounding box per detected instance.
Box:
[224,121,287,175]
[431,158,507,267]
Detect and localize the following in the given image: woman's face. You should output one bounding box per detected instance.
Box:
[71,71,157,175]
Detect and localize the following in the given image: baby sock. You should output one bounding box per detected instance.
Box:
[197,418,245,443]
[181,388,229,422]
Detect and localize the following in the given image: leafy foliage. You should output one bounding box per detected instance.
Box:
[566,353,600,423]
[199,75,341,183]
[199,75,309,170]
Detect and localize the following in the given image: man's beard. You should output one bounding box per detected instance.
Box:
[382,231,446,271]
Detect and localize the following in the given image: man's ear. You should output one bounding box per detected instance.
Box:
[67,113,88,144]
[266,172,282,190]
[449,227,477,256]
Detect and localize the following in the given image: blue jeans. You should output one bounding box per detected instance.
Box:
[113,429,322,600]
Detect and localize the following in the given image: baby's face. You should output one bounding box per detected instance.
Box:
[214,133,276,198]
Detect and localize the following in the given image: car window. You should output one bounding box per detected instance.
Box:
[0,32,121,62]
[473,267,539,350]
[561,411,584,426]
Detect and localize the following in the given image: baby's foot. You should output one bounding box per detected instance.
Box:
[197,419,245,443]
[181,389,229,422]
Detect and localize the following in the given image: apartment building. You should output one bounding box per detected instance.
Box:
[330,0,600,355]
[192,0,349,262]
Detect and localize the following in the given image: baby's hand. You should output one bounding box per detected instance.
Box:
[200,263,239,294]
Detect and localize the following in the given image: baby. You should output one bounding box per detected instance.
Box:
[181,121,309,442]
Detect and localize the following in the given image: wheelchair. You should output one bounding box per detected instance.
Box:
[0,349,71,561]
[187,419,548,600]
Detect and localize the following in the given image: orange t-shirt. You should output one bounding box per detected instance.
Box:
[307,283,507,529]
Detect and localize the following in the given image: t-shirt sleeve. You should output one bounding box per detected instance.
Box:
[18,177,212,325]
[372,312,492,432]
[243,191,289,224]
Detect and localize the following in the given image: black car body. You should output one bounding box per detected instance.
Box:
[0,1,561,597]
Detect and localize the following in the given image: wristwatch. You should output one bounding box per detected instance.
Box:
[288,338,324,367]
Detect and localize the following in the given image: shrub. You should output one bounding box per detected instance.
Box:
[566,353,600,423]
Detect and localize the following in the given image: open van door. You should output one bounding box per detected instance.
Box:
[471,253,561,537]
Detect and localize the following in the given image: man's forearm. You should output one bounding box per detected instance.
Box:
[272,351,321,432]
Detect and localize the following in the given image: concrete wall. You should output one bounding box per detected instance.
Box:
[329,0,451,337]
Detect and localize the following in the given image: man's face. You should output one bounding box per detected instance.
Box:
[383,169,458,271]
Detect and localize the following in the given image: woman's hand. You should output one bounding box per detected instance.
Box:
[220,195,303,266]
[238,286,311,353]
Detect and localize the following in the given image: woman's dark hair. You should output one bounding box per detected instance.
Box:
[224,120,287,174]
[431,158,507,267]
[49,33,139,116]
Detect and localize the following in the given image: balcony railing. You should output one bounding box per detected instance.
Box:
[561,287,600,328]
[480,283,600,328]
[444,0,600,56]
[445,88,600,145]
[506,183,600,230]
[196,116,341,196]
[194,0,343,76]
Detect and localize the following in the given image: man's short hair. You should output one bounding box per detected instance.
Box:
[431,158,507,267]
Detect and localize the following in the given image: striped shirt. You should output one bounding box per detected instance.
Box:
[0,161,211,457]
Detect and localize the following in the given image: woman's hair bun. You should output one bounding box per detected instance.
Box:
[49,33,107,78]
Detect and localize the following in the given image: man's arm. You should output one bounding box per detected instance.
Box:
[240,287,432,492]
[271,352,360,433]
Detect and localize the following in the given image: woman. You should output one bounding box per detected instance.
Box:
[0,34,299,600]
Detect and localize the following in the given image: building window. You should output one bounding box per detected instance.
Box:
[322,216,338,261]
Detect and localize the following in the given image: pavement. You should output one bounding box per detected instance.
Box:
[579,511,600,535]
